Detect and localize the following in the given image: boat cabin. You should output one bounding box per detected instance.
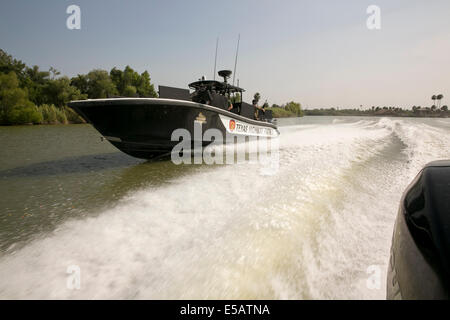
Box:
[158,70,273,122]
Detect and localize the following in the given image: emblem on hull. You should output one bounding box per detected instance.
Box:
[195,112,207,124]
[229,119,236,131]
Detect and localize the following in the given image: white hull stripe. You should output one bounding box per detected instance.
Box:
[219,115,279,138]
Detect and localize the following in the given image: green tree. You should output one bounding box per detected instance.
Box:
[0,71,23,120]
[123,85,137,97]
[70,74,89,95]
[110,66,157,97]
[285,101,303,116]
[86,69,118,98]
[0,72,42,125]
[0,49,27,84]
[43,76,86,107]
[25,65,50,84]
[49,66,61,79]
[136,70,157,97]
[123,66,139,89]
[110,67,124,93]
[24,65,51,105]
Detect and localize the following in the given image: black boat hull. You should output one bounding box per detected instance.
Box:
[387,160,450,299]
[68,98,279,160]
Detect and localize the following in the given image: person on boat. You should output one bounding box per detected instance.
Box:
[261,104,267,119]
[253,99,264,120]
[227,100,234,111]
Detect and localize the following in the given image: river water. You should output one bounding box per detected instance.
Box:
[0,116,449,299]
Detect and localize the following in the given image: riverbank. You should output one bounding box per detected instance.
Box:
[0,104,85,126]
[303,108,449,118]
[265,107,298,118]
[268,110,449,119]
[267,106,449,119]
[304,114,449,118]
[266,101,303,118]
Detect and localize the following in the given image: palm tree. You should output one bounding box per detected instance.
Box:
[432,95,437,107]
[437,94,444,108]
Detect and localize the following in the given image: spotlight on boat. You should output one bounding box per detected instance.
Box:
[218,70,232,83]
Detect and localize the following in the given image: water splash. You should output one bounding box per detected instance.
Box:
[0,117,449,299]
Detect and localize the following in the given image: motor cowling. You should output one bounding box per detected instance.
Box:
[387,160,450,299]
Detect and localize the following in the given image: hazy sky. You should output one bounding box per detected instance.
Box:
[1,0,449,108]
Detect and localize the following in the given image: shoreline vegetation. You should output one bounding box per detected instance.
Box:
[265,98,448,119]
[0,49,157,126]
[302,106,449,118]
[263,104,448,119]
[265,102,303,118]
[1,49,448,125]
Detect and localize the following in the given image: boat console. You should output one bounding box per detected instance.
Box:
[159,70,273,123]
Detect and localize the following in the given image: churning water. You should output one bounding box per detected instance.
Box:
[0,117,449,299]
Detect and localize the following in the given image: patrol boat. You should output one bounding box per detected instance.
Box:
[68,70,279,159]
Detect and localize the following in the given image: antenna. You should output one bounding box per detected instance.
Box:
[232,34,240,86]
[213,37,219,80]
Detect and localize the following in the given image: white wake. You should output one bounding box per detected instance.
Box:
[0,117,449,299]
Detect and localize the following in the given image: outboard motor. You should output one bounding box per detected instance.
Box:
[387,160,450,299]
